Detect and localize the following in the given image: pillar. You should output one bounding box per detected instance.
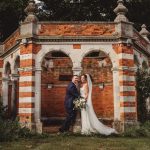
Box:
[18,44,36,129]
[113,44,137,131]
[35,67,42,133]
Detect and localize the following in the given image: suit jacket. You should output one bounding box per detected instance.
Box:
[64,82,80,110]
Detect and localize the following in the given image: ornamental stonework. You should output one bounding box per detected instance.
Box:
[134,30,149,49]
[4,29,20,51]
[38,23,116,36]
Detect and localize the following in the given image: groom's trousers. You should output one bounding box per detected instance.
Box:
[60,108,77,132]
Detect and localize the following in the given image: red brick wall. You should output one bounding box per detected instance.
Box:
[82,58,114,119]
[41,56,114,120]
[41,58,73,118]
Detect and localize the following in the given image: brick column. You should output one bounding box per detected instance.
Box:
[113,44,137,131]
[19,44,35,129]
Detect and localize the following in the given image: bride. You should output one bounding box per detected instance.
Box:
[80,74,117,135]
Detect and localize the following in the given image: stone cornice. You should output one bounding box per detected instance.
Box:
[133,42,150,57]
[1,34,150,57]
[38,21,117,25]
[33,36,119,43]
[0,42,20,58]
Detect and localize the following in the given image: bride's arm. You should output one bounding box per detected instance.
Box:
[84,83,89,101]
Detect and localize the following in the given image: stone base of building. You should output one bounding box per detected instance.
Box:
[113,120,139,133]
[20,122,36,131]
[20,121,43,133]
[124,121,139,131]
[36,121,43,134]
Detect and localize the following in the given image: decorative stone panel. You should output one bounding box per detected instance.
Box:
[4,29,20,51]
[38,23,116,36]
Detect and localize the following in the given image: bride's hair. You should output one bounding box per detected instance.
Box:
[82,74,93,82]
[81,74,87,80]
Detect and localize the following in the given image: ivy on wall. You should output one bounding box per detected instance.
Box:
[136,68,150,123]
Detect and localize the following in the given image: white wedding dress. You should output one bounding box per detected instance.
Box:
[80,74,117,135]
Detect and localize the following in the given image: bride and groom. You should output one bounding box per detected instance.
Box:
[59,74,117,135]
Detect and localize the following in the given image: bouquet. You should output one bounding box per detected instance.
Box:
[73,97,86,110]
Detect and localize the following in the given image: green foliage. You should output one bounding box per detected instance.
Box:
[126,0,150,31]
[123,121,150,137]
[42,0,116,21]
[0,118,20,142]
[0,0,28,41]
[136,68,150,123]
[0,100,8,120]
[0,0,150,42]
[0,101,48,142]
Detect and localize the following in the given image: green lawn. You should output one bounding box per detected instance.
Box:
[0,135,150,150]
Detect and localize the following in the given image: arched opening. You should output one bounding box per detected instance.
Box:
[4,62,12,118]
[11,56,20,120]
[82,50,114,126]
[41,51,73,132]
[5,62,11,77]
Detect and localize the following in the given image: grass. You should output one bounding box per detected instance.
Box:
[0,134,150,150]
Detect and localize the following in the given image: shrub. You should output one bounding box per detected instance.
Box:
[0,101,48,142]
[123,121,150,137]
[136,69,150,123]
[0,119,20,142]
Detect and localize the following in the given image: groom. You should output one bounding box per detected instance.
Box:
[59,75,80,133]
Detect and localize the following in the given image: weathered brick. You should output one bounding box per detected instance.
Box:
[38,24,115,36]
[20,59,35,67]
[120,112,137,121]
[19,103,35,108]
[120,102,136,107]
[73,44,81,49]
[19,81,35,87]
[119,59,134,67]
[19,92,35,97]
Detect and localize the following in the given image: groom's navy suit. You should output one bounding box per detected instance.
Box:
[59,81,80,132]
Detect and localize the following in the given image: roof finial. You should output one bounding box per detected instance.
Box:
[140,24,150,42]
[24,0,38,23]
[114,0,128,22]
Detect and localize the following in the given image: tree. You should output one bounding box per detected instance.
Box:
[42,0,116,21]
[0,0,150,42]
[0,0,28,42]
[125,0,150,31]
[136,68,150,123]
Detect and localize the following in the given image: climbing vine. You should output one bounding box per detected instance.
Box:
[136,68,150,123]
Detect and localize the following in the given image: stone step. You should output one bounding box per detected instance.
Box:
[42,118,113,133]
[43,126,61,133]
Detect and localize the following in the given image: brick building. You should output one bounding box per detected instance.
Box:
[0,0,150,133]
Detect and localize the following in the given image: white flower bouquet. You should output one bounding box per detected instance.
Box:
[73,97,86,110]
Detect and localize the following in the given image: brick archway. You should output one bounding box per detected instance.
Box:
[80,46,120,122]
[35,44,120,132]
[2,62,12,117]
[41,51,73,121]
[11,56,20,120]
[81,50,114,125]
